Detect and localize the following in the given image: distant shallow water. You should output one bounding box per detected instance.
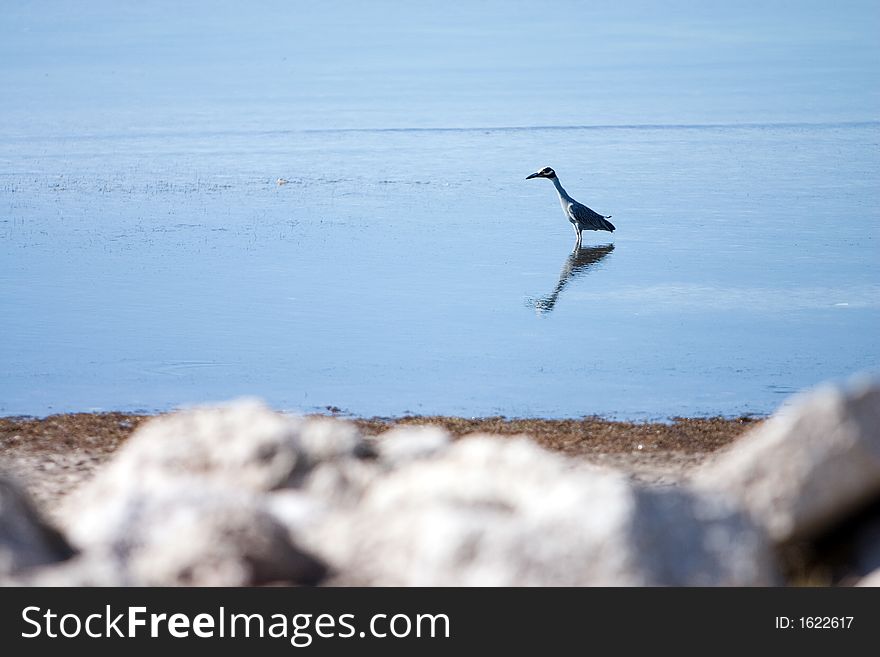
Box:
[1,2,878,419]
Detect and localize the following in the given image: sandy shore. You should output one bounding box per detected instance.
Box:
[0,412,761,515]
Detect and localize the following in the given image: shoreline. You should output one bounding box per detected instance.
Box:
[0,407,770,423]
[0,410,763,451]
[0,411,763,513]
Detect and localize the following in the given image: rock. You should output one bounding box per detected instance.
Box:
[12,553,132,586]
[309,435,778,586]
[298,425,452,506]
[694,377,880,544]
[44,400,344,586]
[65,481,326,586]
[60,399,369,521]
[0,474,75,578]
[264,489,330,540]
[50,401,364,586]
[297,416,373,463]
[302,458,383,507]
[372,425,452,465]
[108,398,365,489]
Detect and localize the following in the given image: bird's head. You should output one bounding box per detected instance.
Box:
[526,166,556,180]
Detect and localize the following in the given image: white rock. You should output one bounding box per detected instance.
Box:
[298,425,455,507]
[106,399,364,489]
[295,416,370,463]
[12,553,132,586]
[66,481,325,586]
[264,489,328,536]
[303,458,383,507]
[309,435,777,586]
[60,400,367,523]
[694,377,880,543]
[373,425,452,464]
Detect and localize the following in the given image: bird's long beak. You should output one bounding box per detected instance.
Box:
[526,172,542,180]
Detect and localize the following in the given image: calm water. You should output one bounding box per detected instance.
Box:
[1,2,879,418]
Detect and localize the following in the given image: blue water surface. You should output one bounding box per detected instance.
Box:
[1,1,878,418]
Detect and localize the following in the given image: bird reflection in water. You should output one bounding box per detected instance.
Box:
[530,243,615,315]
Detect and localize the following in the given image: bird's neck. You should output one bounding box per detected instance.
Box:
[550,176,571,201]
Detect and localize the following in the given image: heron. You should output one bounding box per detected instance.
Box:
[526,167,615,246]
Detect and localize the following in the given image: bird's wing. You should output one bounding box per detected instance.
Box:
[568,202,615,232]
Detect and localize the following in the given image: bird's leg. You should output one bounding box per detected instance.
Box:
[574,227,582,248]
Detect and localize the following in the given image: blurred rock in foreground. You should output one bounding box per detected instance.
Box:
[4,376,880,586]
[309,435,776,585]
[695,376,880,544]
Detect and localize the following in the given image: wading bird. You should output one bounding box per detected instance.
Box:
[526,167,615,246]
